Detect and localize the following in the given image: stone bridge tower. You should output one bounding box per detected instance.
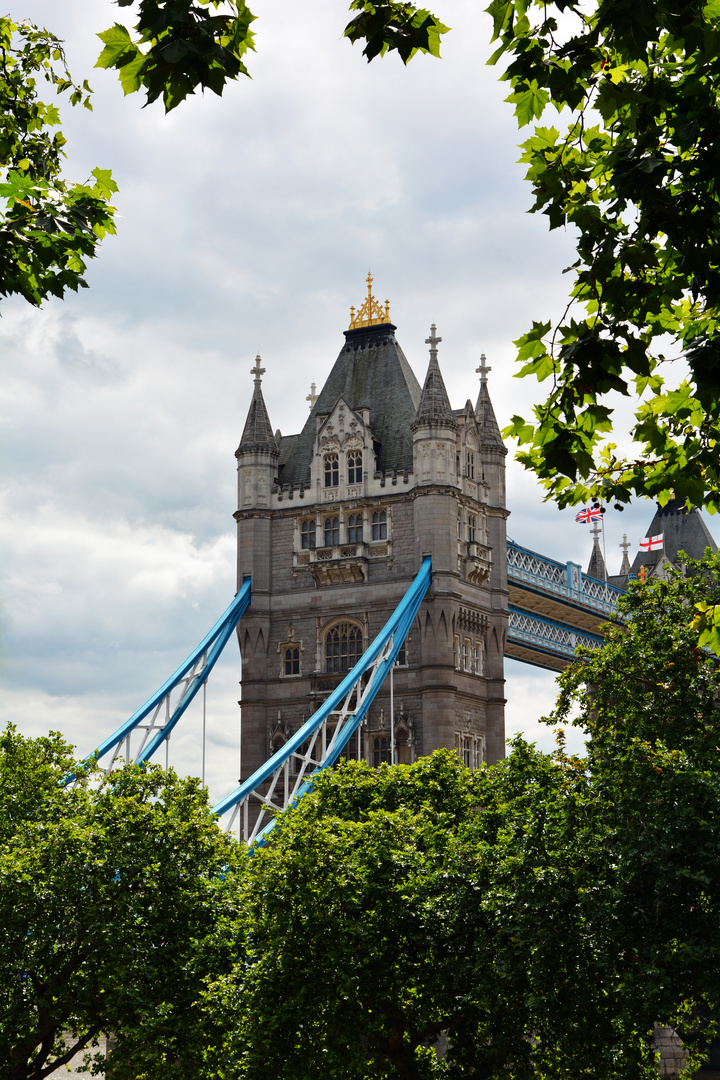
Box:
[234,278,508,783]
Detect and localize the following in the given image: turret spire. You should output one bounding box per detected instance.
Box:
[236,354,279,456]
[475,350,503,446]
[412,324,456,428]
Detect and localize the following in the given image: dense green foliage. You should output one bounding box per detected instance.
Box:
[0,18,117,306]
[493,0,720,512]
[5,559,720,1077]
[0,727,244,1080]
[192,556,720,1079]
[93,0,449,112]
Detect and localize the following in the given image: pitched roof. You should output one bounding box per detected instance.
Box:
[628,500,717,575]
[413,340,456,429]
[236,377,279,457]
[475,382,504,447]
[586,533,606,581]
[278,323,422,485]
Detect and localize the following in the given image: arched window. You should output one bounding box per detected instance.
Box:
[348,513,363,543]
[324,453,339,487]
[347,451,363,484]
[371,509,387,540]
[301,519,316,550]
[284,647,300,676]
[466,449,475,480]
[325,621,363,673]
[373,737,390,766]
[324,516,339,547]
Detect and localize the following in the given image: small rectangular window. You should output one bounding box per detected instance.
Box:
[372,509,387,540]
[348,514,363,543]
[324,454,339,487]
[468,514,476,543]
[324,516,339,547]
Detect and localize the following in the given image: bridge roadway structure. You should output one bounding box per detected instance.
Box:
[74,544,623,841]
[505,539,624,672]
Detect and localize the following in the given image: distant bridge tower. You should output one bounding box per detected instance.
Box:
[234,278,508,784]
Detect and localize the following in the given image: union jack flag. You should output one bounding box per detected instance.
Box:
[639,533,664,551]
[575,506,603,524]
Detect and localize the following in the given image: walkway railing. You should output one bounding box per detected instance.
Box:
[507,540,622,617]
[507,606,606,660]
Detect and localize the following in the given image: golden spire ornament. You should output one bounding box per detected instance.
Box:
[348,272,391,329]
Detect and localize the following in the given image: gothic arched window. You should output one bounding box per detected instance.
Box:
[348,513,363,543]
[371,509,387,540]
[347,451,363,484]
[324,453,339,487]
[301,519,316,550]
[324,516,339,547]
[325,621,363,673]
[466,449,475,480]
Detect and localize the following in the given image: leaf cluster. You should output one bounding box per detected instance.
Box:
[95,0,257,113]
[0,726,244,1080]
[0,18,117,307]
[197,732,719,1080]
[491,0,720,511]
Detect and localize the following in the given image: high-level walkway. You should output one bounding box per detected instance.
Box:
[505,539,624,672]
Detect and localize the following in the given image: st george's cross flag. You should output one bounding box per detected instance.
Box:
[575,506,603,524]
[639,534,664,551]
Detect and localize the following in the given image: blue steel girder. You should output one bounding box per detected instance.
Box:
[212,556,432,846]
[507,605,606,673]
[69,578,252,780]
[505,540,623,671]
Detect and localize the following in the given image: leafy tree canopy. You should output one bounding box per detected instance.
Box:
[198,641,720,1080]
[0,726,245,1080]
[0,18,117,307]
[493,0,720,513]
[93,0,450,112]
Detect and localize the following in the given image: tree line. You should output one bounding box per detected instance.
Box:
[3,554,720,1078]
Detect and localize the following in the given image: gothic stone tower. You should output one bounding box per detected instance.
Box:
[234,278,508,783]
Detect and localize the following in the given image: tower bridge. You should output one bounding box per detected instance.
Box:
[79,280,646,839]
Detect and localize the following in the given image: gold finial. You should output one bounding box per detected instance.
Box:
[348,272,392,329]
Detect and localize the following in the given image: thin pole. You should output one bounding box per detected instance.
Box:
[390,661,395,764]
[202,678,207,786]
[601,511,608,582]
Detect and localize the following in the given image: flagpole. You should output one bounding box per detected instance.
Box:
[601,509,608,583]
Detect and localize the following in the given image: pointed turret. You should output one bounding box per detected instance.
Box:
[411,325,458,491]
[235,356,278,534]
[629,499,717,578]
[586,522,606,580]
[412,325,457,430]
[475,353,503,447]
[619,533,631,576]
[236,355,279,456]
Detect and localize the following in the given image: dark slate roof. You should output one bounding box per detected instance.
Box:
[586,535,606,581]
[236,382,279,456]
[629,500,717,575]
[475,383,504,447]
[278,323,422,485]
[413,352,457,429]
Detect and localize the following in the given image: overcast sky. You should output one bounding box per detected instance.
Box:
[1,0,700,804]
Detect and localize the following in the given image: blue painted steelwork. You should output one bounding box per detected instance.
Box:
[507,539,622,618]
[212,556,432,845]
[507,605,605,661]
[72,578,252,776]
